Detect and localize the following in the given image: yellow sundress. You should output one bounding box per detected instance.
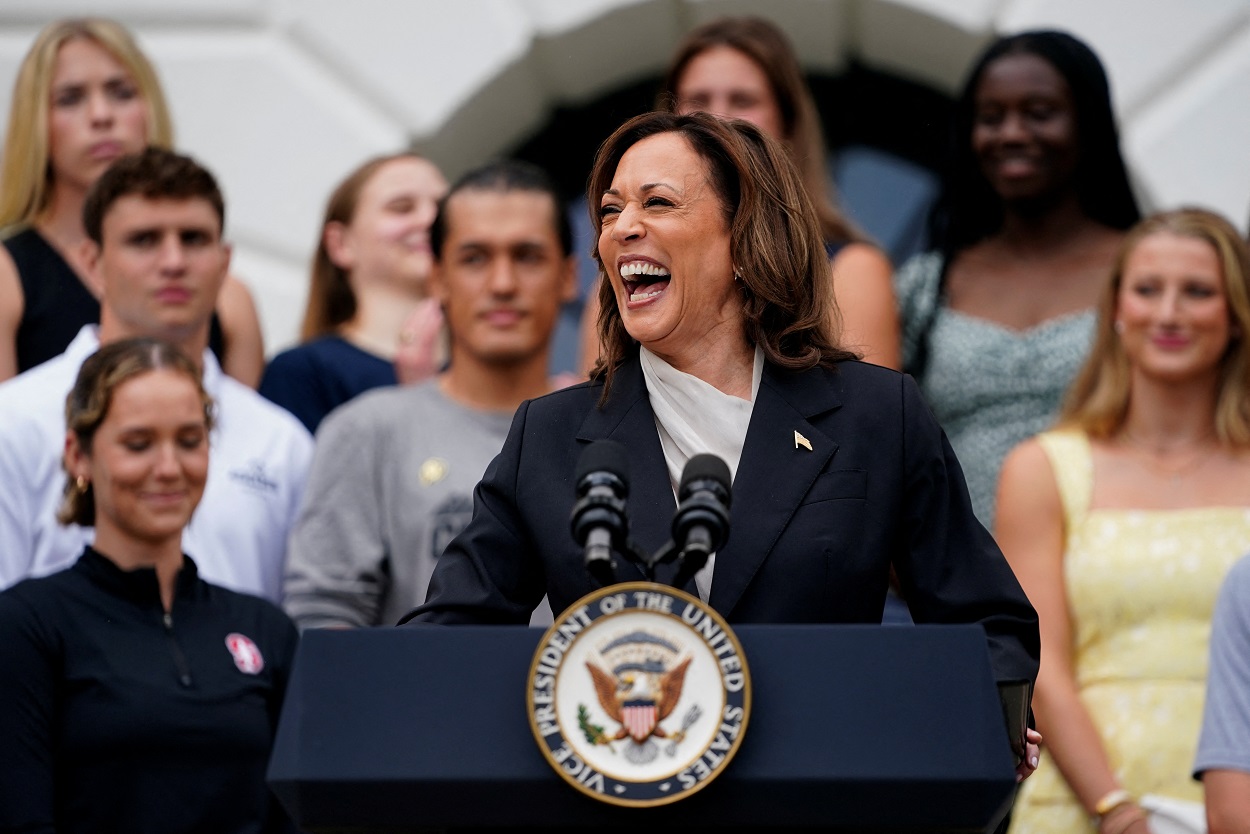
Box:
[1010,430,1250,833]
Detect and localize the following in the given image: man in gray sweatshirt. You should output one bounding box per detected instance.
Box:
[282,160,576,628]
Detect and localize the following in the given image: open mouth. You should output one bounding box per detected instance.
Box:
[621,261,671,302]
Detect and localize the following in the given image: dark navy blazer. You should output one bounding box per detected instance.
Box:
[407,349,1039,686]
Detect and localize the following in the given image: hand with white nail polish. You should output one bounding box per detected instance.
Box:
[1015,728,1042,783]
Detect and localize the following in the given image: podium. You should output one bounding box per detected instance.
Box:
[269,624,1018,832]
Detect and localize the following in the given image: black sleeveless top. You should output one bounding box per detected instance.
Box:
[6,228,226,372]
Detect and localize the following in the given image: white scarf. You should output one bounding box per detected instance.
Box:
[639,345,763,600]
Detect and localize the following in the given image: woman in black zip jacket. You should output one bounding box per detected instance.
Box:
[0,337,298,834]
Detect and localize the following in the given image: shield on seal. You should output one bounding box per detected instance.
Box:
[621,699,658,742]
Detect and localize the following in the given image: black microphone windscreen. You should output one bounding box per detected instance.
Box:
[575,440,630,484]
[679,454,731,496]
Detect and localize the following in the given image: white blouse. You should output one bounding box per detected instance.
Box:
[639,345,763,600]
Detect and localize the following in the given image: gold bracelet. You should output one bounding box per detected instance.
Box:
[1094,787,1134,817]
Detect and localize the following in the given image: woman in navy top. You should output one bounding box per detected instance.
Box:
[259,152,448,432]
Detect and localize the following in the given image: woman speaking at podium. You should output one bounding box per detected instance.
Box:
[405,112,1039,735]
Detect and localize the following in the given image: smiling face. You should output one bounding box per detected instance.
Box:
[328,156,448,293]
[89,195,230,346]
[47,37,149,195]
[675,45,784,140]
[597,131,740,364]
[972,51,1080,206]
[1116,231,1234,386]
[67,368,209,555]
[432,188,575,370]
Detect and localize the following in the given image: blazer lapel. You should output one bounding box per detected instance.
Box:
[577,356,676,584]
[709,364,843,616]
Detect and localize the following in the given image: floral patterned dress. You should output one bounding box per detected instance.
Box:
[895,253,1096,528]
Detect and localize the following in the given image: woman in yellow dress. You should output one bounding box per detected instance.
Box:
[997,208,1250,834]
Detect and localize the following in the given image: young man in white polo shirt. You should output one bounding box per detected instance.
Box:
[0,147,311,601]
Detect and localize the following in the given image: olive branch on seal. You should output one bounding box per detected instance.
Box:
[577,704,615,752]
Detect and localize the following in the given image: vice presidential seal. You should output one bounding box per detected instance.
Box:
[527,582,750,807]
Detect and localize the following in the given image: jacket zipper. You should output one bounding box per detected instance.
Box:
[162,612,194,688]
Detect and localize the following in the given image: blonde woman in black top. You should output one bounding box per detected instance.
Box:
[0,19,264,385]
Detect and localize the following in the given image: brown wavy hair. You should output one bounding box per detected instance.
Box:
[588,111,856,397]
[1060,207,1250,445]
[660,16,861,246]
[82,147,224,246]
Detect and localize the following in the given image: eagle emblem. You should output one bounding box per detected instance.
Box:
[581,630,697,762]
[527,583,751,806]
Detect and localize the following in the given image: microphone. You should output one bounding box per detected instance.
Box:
[670,454,732,590]
[570,441,630,587]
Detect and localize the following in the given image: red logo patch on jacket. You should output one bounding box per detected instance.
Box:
[225,633,265,675]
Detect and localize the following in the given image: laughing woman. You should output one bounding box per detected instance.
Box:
[0,338,297,834]
[997,209,1250,834]
[579,17,898,374]
[404,113,1041,775]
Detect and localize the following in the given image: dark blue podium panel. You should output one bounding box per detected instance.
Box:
[269,625,1016,831]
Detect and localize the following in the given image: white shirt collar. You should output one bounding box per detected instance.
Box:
[639,345,763,602]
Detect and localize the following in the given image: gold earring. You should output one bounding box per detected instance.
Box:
[75,476,88,494]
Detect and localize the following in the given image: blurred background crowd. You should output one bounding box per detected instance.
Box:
[2,0,1247,359]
